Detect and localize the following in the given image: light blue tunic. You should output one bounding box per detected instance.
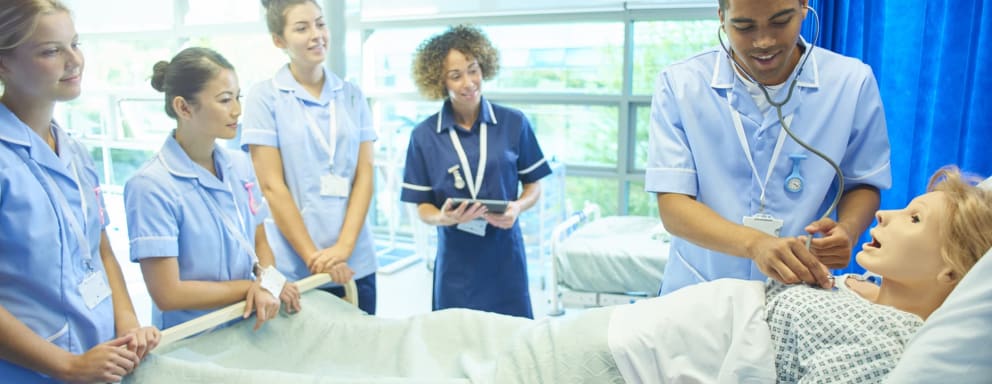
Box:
[0,103,114,382]
[645,45,891,295]
[241,65,378,283]
[125,134,269,329]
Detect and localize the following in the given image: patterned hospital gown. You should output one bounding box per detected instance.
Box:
[765,277,924,383]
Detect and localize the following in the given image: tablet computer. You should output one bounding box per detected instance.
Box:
[448,198,510,214]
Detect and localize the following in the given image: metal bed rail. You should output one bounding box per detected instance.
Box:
[547,203,601,316]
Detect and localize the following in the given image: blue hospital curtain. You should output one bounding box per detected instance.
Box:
[802,0,992,274]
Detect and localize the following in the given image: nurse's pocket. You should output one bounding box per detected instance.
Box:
[44,323,69,345]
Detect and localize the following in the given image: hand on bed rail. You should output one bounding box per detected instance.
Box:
[158,274,359,349]
[280,281,302,314]
[307,245,356,284]
[119,325,160,361]
[64,334,140,383]
[243,279,281,331]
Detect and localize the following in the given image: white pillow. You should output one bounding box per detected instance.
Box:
[885,247,992,383]
[980,176,992,190]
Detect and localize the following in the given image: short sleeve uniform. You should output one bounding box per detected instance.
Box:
[241,65,377,283]
[645,44,892,294]
[125,133,268,329]
[0,104,114,382]
[400,96,551,318]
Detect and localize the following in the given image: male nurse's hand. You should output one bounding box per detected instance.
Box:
[805,218,855,269]
[484,201,520,230]
[748,235,833,289]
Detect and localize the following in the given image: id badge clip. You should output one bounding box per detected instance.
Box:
[456,218,487,237]
[320,174,350,197]
[79,272,111,309]
[743,214,784,237]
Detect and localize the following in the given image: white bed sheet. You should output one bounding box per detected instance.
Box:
[125,290,623,384]
[558,216,669,294]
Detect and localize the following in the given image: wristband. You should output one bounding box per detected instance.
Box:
[258,265,287,297]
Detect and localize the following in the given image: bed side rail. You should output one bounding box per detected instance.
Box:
[159,275,358,348]
[547,203,600,316]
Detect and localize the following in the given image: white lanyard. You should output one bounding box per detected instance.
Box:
[441,114,487,200]
[727,91,791,212]
[69,160,90,225]
[14,146,95,271]
[301,100,338,168]
[193,168,258,264]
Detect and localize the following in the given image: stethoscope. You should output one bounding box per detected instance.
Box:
[718,6,844,250]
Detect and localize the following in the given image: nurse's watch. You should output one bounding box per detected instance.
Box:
[252,262,262,279]
[785,153,807,193]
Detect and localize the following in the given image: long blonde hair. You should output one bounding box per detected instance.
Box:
[927,166,992,279]
[0,0,69,55]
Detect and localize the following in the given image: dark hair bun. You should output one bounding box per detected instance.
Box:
[150,60,170,92]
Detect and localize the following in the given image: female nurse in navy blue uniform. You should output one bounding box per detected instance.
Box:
[401,25,552,318]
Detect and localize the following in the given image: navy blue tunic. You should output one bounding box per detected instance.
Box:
[401,96,551,318]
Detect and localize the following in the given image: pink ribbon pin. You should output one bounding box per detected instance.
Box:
[244,182,259,215]
[93,187,105,226]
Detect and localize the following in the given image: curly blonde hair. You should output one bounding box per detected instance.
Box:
[927,166,992,279]
[411,24,500,100]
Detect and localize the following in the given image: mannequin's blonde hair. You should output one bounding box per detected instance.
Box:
[927,166,992,279]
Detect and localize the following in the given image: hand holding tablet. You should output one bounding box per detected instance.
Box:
[448,198,511,214]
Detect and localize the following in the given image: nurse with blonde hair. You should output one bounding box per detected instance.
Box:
[242,0,378,313]
[0,1,158,382]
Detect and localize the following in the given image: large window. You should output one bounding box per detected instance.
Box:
[57,1,281,187]
[55,0,719,255]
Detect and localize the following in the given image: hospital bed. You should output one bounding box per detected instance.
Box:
[548,204,670,316]
[124,247,992,383]
[158,276,357,346]
[126,274,623,384]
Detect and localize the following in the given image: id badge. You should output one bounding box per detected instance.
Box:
[320,174,350,197]
[743,214,784,237]
[456,218,487,237]
[79,272,111,309]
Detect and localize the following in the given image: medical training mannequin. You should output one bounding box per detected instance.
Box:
[767,167,992,382]
[401,25,552,318]
[0,1,159,382]
[612,167,992,383]
[124,47,302,331]
[646,0,892,295]
[242,0,377,314]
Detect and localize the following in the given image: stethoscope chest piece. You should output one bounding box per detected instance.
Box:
[785,153,807,193]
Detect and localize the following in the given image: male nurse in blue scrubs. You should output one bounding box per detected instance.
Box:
[645,0,891,294]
